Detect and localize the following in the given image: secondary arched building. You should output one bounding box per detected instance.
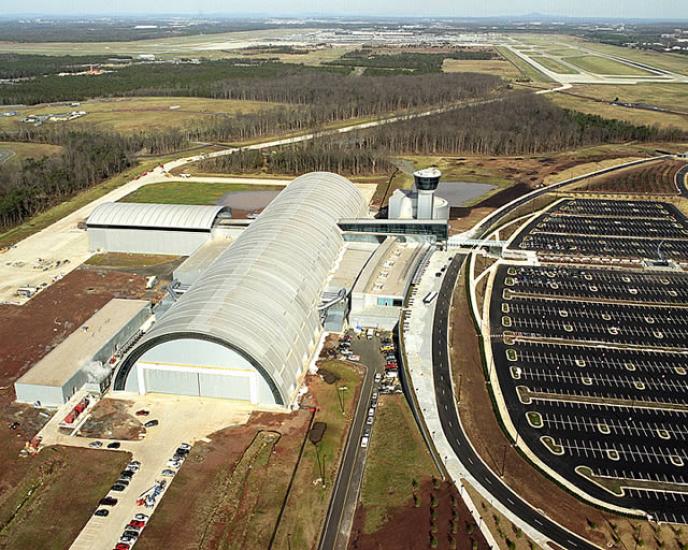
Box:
[87,202,234,256]
[113,172,368,406]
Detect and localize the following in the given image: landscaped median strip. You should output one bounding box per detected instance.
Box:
[516,385,688,413]
[576,466,688,498]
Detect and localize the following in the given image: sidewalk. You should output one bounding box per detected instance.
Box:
[402,248,550,548]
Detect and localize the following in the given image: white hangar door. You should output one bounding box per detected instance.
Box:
[140,365,257,402]
[143,368,199,397]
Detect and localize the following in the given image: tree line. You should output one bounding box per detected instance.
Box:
[196,94,687,177]
[0,128,156,230]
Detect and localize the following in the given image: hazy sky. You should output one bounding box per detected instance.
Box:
[5,0,688,19]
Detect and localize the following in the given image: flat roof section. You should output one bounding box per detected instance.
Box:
[173,238,234,287]
[362,238,424,297]
[326,242,378,294]
[17,299,149,387]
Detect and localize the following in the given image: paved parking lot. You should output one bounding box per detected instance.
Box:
[511,199,688,262]
[489,263,688,524]
[35,393,255,550]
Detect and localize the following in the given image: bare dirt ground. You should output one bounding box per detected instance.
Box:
[0,268,149,389]
[0,445,131,550]
[450,265,688,549]
[78,398,146,440]
[0,267,151,545]
[573,159,684,195]
[350,478,489,550]
[135,410,310,550]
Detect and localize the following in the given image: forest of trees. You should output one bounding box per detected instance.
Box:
[0,129,159,230]
[327,48,497,73]
[359,94,685,156]
[197,94,686,177]
[197,146,394,176]
[0,57,502,108]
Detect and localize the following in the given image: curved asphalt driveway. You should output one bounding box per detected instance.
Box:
[433,254,597,550]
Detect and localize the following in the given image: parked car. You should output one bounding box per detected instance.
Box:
[366,416,373,425]
[135,409,150,416]
[122,530,139,539]
[94,509,109,517]
[120,470,134,479]
[368,407,375,417]
[107,442,121,449]
[116,478,130,486]
[360,436,369,448]
[144,420,159,428]
[134,513,149,522]
[115,544,130,550]
[167,459,182,468]
[179,443,191,451]
[374,373,382,383]
[99,496,118,506]
[129,520,146,529]
[89,441,103,448]
[111,483,127,492]
[161,469,176,477]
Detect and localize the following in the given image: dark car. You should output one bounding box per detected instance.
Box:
[135,409,150,416]
[120,470,134,479]
[122,530,139,539]
[94,509,109,517]
[144,420,159,428]
[107,442,121,449]
[175,447,190,456]
[116,478,130,487]
[99,496,118,506]
[111,483,127,492]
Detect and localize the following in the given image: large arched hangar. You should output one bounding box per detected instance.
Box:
[114,172,368,406]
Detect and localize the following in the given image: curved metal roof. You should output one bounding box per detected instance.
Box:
[115,172,368,404]
[87,202,230,231]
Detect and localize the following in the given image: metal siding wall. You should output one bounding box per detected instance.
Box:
[88,228,209,256]
[14,383,66,407]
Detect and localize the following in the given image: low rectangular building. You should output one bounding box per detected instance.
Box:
[350,237,429,330]
[15,299,150,407]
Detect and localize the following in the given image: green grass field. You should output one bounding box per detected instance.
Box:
[0,446,130,550]
[442,58,520,79]
[573,83,688,113]
[0,141,63,165]
[0,97,281,133]
[549,92,688,131]
[119,181,283,205]
[495,46,553,84]
[563,55,653,76]
[564,36,688,77]
[531,56,579,74]
[359,395,438,533]
[272,359,363,549]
